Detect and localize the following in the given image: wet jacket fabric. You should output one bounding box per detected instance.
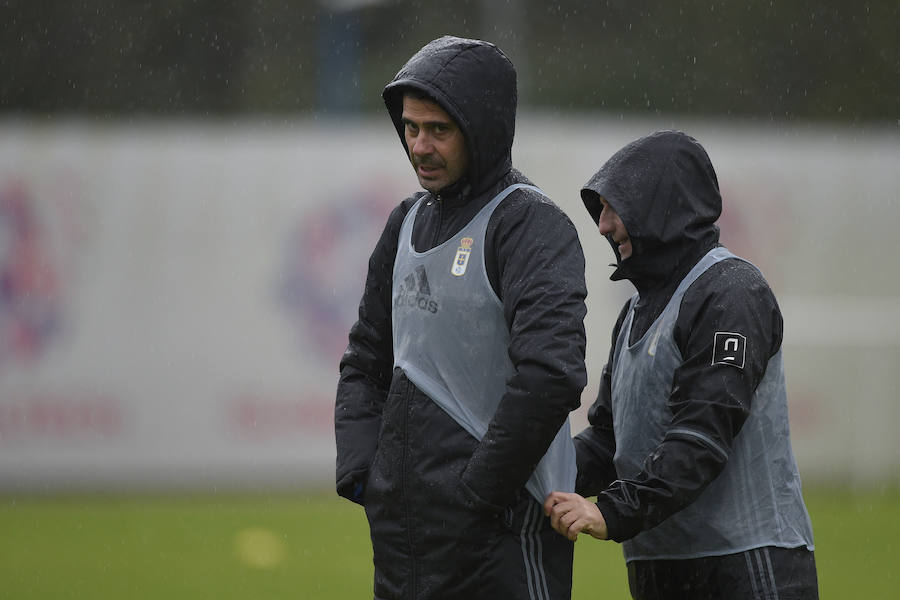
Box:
[610,246,813,561]
[335,36,587,599]
[574,131,815,554]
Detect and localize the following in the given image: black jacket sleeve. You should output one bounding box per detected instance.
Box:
[334,199,415,505]
[593,259,782,541]
[458,191,589,510]
[573,301,630,496]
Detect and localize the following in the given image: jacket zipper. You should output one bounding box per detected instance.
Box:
[430,193,442,248]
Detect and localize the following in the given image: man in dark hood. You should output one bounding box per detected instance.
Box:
[336,36,588,599]
[545,131,818,599]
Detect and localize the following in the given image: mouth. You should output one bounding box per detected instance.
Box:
[607,235,631,259]
[416,162,444,177]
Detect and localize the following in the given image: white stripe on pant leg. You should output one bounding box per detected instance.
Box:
[529,501,551,600]
[753,549,775,600]
[744,550,762,600]
[761,548,780,600]
[520,502,539,600]
[519,501,548,600]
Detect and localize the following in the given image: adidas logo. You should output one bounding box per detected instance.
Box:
[394,265,439,314]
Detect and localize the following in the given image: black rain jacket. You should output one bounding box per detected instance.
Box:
[574,131,784,542]
[335,36,587,598]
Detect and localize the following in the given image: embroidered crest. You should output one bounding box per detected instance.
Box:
[451,237,474,276]
[712,332,746,369]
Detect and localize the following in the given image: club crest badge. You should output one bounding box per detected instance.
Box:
[451,237,474,276]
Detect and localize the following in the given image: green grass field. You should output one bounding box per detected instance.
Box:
[1,487,897,599]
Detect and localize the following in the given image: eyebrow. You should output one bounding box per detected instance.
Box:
[400,116,453,128]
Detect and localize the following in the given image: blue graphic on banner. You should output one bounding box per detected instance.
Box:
[0,181,64,371]
[277,188,395,365]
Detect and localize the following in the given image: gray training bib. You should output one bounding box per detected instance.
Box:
[392,184,577,504]
[612,246,815,561]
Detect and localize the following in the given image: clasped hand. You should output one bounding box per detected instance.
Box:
[543,491,609,542]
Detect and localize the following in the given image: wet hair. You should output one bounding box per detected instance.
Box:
[401,86,436,104]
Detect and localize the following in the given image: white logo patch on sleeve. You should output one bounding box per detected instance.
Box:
[712,332,746,369]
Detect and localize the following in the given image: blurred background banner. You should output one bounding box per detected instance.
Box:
[1,0,898,493]
[0,119,413,490]
[1,116,898,491]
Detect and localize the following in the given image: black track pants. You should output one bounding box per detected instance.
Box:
[627,546,818,600]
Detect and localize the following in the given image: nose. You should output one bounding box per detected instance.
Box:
[597,209,614,235]
[411,132,433,157]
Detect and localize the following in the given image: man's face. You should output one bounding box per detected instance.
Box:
[597,196,632,260]
[401,95,470,194]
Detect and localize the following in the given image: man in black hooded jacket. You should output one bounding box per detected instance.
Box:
[545,131,818,599]
[335,36,588,599]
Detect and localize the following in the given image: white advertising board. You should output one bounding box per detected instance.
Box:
[0,116,897,491]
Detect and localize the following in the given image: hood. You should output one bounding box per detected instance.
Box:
[581,130,721,288]
[383,36,517,195]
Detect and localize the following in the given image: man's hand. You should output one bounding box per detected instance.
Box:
[544,491,608,541]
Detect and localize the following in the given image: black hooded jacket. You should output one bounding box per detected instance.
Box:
[335,36,587,598]
[574,131,784,542]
